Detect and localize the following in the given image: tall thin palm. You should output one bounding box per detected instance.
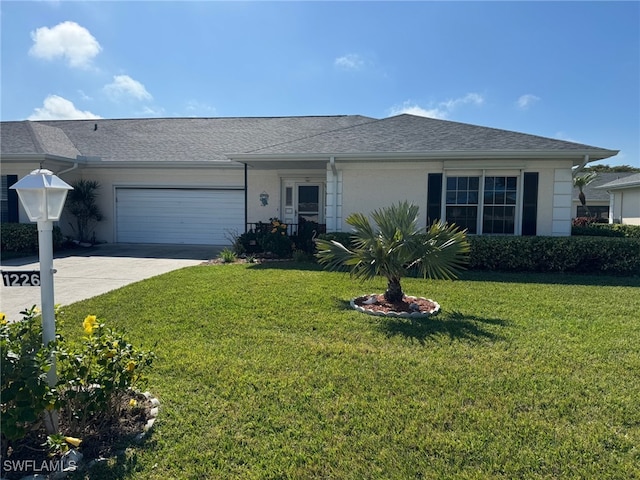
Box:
[573,172,597,216]
[315,201,470,303]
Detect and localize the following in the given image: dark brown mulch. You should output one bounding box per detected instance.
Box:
[1,391,152,479]
[353,294,439,314]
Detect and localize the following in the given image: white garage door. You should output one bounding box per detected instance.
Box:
[116,188,244,245]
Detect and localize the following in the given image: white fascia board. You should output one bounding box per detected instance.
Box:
[595,180,640,191]
[81,160,243,169]
[230,149,619,163]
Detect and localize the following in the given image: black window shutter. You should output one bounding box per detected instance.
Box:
[6,175,19,223]
[427,173,443,225]
[522,172,538,236]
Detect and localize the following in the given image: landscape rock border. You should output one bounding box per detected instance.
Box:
[351,294,441,319]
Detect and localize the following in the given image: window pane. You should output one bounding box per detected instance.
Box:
[469,177,479,190]
[507,177,517,189]
[447,177,456,190]
[494,192,505,204]
[457,191,468,204]
[484,177,494,190]
[506,192,517,204]
[494,177,506,191]
[458,177,468,190]
[484,191,494,204]
[446,206,477,234]
[446,192,456,204]
[468,191,478,204]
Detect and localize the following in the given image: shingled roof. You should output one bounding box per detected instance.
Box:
[243,114,618,159]
[595,173,640,190]
[1,116,374,163]
[1,114,618,164]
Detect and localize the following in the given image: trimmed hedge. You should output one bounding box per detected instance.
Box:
[319,232,640,276]
[572,223,640,239]
[1,223,63,253]
[469,236,640,276]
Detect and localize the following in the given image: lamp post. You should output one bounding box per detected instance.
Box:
[10,168,73,433]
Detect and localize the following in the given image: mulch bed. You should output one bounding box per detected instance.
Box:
[1,391,152,479]
[353,294,439,315]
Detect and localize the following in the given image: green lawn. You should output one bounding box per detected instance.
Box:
[59,263,640,479]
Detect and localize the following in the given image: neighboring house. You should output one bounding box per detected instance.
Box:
[595,173,640,225]
[1,114,618,245]
[571,172,637,220]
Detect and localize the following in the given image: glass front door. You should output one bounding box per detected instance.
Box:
[282,180,323,226]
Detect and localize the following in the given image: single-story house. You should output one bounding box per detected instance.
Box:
[1,114,618,245]
[595,173,640,225]
[571,172,637,220]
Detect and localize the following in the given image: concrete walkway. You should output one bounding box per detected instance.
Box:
[1,244,220,321]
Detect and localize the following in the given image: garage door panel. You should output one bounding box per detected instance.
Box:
[116,188,244,245]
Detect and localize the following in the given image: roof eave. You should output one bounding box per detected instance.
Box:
[230,149,620,163]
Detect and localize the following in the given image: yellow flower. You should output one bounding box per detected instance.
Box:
[129,399,138,408]
[0,313,6,325]
[83,315,98,335]
[126,361,136,372]
[64,436,82,447]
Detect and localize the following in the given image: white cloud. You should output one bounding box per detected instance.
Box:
[29,21,101,69]
[389,93,485,119]
[104,75,152,101]
[334,53,365,71]
[517,94,540,110]
[27,95,102,120]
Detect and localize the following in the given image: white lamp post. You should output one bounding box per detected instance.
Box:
[10,168,73,433]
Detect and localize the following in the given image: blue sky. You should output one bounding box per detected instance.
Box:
[1,1,638,166]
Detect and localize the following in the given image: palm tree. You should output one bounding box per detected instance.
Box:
[573,172,597,216]
[65,179,104,243]
[315,201,470,304]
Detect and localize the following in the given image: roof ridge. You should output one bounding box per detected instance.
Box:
[24,121,46,154]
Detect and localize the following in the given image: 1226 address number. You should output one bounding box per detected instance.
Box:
[2,271,41,287]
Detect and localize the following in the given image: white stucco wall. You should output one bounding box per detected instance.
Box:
[615,187,640,225]
[338,160,431,230]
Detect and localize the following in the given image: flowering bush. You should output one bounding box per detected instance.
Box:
[1,309,155,447]
[57,315,156,434]
[238,218,293,258]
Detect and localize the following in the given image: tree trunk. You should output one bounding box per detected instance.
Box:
[384,277,404,303]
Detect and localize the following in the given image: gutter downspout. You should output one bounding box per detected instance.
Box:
[572,154,590,177]
[330,156,338,232]
[244,163,248,233]
[56,161,78,176]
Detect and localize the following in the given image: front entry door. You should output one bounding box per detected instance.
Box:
[282,181,323,226]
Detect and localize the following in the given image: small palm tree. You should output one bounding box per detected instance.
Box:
[65,179,103,243]
[573,172,597,216]
[315,201,470,303]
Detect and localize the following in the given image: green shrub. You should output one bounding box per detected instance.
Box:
[572,223,640,238]
[1,223,63,253]
[0,307,57,441]
[57,315,155,435]
[218,248,237,263]
[469,236,640,276]
[238,219,293,258]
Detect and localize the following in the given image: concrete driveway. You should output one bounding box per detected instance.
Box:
[1,244,220,321]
